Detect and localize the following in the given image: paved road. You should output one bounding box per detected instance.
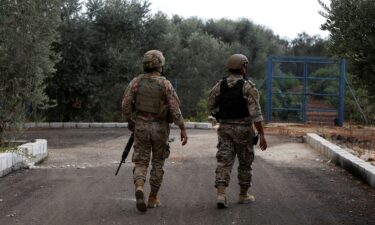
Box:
[0,128,374,225]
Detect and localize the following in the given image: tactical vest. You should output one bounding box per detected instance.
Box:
[218,79,250,119]
[135,75,164,114]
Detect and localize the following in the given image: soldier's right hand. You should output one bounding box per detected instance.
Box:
[180,128,188,146]
[259,134,267,150]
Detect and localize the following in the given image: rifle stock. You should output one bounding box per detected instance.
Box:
[115,133,134,176]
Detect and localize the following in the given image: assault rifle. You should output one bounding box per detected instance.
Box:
[115,133,134,176]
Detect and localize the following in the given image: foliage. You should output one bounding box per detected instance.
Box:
[188,89,212,122]
[204,18,287,80]
[0,147,17,153]
[308,66,339,98]
[271,73,303,122]
[44,2,289,121]
[46,0,150,121]
[280,32,331,76]
[0,0,61,146]
[345,74,375,124]
[1,0,347,125]
[319,0,375,103]
[287,32,330,57]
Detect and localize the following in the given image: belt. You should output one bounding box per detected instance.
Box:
[136,112,164,122]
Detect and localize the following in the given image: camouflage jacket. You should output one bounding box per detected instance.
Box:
[122,71,184,126]
[207,74,263,124]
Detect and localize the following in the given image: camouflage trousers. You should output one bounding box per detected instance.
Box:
[132,119,170,191]
[215,123,255,188]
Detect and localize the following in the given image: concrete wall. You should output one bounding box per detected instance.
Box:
[0,139,48,177]
[0,153,23,177]
[305,133,375,188]
[24,122,213,129]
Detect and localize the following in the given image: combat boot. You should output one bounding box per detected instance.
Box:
[135,179,147,212]
[216,185,228,208]
[238,186,255,204]
[147,196,161,208]
[147,188,161,208]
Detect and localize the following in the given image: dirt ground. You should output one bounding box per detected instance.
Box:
[264,123,375,165]
[1,128,375,225]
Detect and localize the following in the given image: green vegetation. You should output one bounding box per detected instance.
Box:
[45,1,289,122]
[0,147,17,153]
[0,0,61,146]
[1,0,374,147]
[270,73,303,122]
[319,0,375,123]
[44,1,332,122]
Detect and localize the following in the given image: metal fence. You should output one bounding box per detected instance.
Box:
[265,56,346,126]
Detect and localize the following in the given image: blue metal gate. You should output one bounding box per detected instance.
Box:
[265,56,346,126]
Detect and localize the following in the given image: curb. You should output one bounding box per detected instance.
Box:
[0,139,48,177]
[0,153,23,177]
[304,133,375,187]
[24,122,213,130]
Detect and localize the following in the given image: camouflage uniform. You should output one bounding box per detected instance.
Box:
[122,71,184,192]
[208,74,263,188]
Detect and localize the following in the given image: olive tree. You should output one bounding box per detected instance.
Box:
[0,0,60,146]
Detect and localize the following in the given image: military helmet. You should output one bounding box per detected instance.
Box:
[227,54,249,70]
[142,50,165,69]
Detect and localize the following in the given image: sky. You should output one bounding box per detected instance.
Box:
[148,0,330,40]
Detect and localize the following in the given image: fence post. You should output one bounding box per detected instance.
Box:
[266,58,273,124]
[302,59,308,123]
[338,59,346,126]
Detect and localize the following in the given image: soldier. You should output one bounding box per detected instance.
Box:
[122,50,188,212]
[208,53,267,208]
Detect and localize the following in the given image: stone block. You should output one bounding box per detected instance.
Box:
[196,123,212,129]
[63,122,77,128]
[77,123,90,128]
[24,123,36,129]
[90,123,103,128]
[116,123,128,128]
[102,123,116,128]
[50,122,63,128]
[185,122,196,129]
[36,122,50,128]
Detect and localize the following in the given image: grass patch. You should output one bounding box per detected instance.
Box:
[0,146,17,153]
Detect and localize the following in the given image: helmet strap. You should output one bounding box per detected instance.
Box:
[240,66,247,76]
